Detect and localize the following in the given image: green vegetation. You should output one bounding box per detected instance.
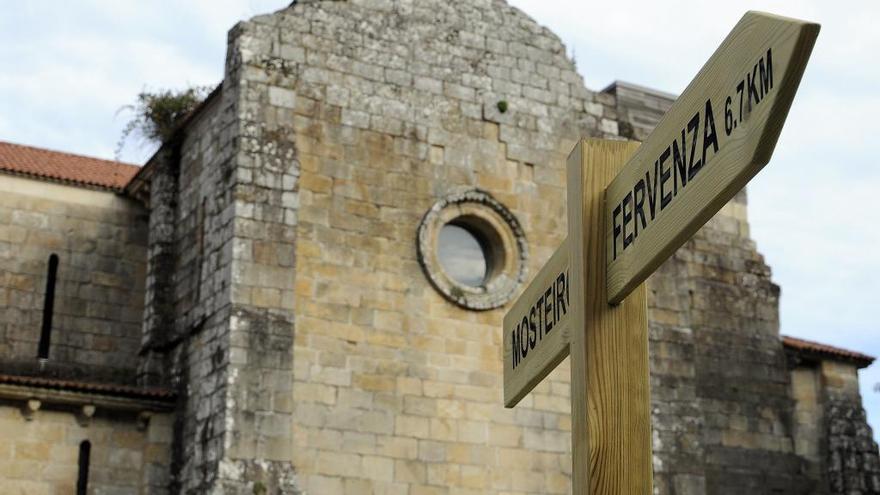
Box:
[116,86,211,158]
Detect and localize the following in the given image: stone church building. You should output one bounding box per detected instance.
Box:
[0,1,878,494]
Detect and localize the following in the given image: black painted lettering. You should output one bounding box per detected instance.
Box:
[556,272,567,319]
[737,80,745,120]
[543,287,553,333]
[622,191,634,249]
[529,306,538,345]
[633,179,646,238]
[687,112,702,181]
[748,64,760,110]
[612,203,622,261]
[702,99,719,166]
[759,48,773,97]
[553,278,559,323]
[645,164,658,221]
[519,316,528,359]
[536,294,544,339]
[512,328,519,368]
[672,129,688,194]
[659,147,672,209]
[528,307,537,349]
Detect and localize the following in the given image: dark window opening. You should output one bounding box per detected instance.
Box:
[76,440,91,495]
[38,254,59,359]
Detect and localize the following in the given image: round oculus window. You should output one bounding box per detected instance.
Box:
[417,188,528,310]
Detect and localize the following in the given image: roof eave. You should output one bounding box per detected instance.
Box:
[782,335,876,369]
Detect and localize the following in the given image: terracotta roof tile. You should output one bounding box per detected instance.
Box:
[0,373,175,401]
[0,141,140,191]
[782,335,875,368]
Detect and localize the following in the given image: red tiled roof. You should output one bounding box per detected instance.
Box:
[0,141,140,191]
[782,335,875,368]
[0,373,175,401]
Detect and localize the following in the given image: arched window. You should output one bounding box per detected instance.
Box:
[38,254,59,359]
[77,440,91,495]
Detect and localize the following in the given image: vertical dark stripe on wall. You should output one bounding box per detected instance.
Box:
[76,440,91,495]
[37,254,59,359]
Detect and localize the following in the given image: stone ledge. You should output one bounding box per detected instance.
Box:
[0,374,175,413]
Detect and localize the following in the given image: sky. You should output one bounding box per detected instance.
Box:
[438,225,488,288]
[1,1,877,439]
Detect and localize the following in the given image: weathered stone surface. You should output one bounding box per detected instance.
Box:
[827,400,880,494]
[153,1,615,492]
[0,405,173,495]
[0,176,147,384]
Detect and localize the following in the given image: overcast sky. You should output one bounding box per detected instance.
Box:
[1,1,877,439]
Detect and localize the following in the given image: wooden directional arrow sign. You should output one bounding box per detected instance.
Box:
[503,11,819,408]
[503,241,571,407]
[501,10,819,494]
[605,12,820,304]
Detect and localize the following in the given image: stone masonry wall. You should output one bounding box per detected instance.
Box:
[139,148,180,387]
[141,19,302,492]
[790,366,824,481]
[230,0,618,493]
[821,361,880,494]
[602,81,677,142]
[139,88,242,493]
[0,175,147,384]
[789,358,880,495]
[219,16,302,491]
[150,0,880,493]
[0,404,173,494]
[647,191,812,495]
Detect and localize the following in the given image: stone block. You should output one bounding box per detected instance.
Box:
[395,459,427,484]
[307,474,343,493]
[14,441,51,461]
[316,451,361,477]
[362,455,394,481]
[268,86,297,109]
[395,415,429,438]
[414,77,443,94]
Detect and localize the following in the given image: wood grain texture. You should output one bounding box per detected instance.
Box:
[605,11,820,304]
[503,240,572,407]
[569,139,651,495]
[567,139,589,495]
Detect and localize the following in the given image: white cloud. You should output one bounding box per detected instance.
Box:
[0,0,288,162]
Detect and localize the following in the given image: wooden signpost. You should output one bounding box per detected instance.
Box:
[502,11,819,494]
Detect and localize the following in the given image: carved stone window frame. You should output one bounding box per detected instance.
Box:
[417,188,528,310]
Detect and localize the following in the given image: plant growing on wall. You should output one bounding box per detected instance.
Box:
[116,85,211,159]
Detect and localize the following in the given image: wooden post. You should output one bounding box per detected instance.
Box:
[568,139,651,494]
